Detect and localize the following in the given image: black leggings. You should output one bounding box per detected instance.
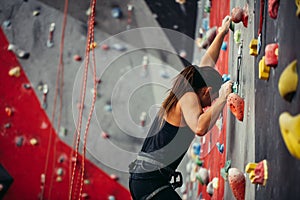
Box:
[129,177,182,200]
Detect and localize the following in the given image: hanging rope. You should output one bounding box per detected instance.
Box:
[69,0,97,199]
[41,0,69,199]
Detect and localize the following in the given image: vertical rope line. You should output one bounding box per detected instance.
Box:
[42,0,69,199]
[68,0,96,199]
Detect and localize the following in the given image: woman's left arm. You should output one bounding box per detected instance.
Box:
[199,16,231,67]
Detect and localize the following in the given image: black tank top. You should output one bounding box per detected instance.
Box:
[140,116,195,171]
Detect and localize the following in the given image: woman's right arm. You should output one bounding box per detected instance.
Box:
[179,81,232,136]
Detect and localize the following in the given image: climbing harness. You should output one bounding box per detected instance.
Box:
[130,153,183,199]
[136,153,183,189]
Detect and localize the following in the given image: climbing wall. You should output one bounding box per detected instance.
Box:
[254,0,300,199]
[198,1,230,199]
[0,28,131,199]
[184,0,230,199]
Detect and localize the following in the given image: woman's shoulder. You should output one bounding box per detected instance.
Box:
[178,92,199,105]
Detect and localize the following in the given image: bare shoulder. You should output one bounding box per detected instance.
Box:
[179,92,199,106]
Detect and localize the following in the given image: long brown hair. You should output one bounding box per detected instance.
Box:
[158,65,222,120]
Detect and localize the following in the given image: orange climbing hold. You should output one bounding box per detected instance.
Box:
[228,168,245,200]
[227,93,244,121]
[5,107,13,117]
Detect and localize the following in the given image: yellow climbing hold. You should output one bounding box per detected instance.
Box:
[8,66,21,77]
[296,0,300,17]
[89,42,97,50]
[30,138,38,146]
[278,60,298,101]
[279,112,300,159]
[249,39,258,56]
[258,56,270,80]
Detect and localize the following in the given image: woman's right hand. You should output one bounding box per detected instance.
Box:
[219,81,233,102]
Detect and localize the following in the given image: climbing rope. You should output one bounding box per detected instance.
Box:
[68,0,97,199]
[257,0,265,54]
[41,0,69,199]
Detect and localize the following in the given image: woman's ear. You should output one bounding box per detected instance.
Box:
[204,87,212,96]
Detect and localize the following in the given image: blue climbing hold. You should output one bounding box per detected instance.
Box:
[221,42,228,51]
[192,142,201,155]
[222,74,231,83]
[216,142,224,153]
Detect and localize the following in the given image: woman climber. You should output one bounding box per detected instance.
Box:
[129,16,233,200]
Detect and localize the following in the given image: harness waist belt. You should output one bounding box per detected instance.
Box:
[136,155,165,169]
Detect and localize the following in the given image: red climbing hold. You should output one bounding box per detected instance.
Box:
[73,54,82,61]
[228,168,245,200]
[231,4,249,27]
[101,131,110,139]
[265,43,278,67]
[268,0,279,19]
[110,174,119,181]
[227,93,244,121]
[101,44,110,50]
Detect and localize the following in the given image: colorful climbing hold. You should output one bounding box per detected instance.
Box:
[8,66,21,77]
[231,4,249,28]
[89,42,97,50]
[221,42,227,51]
[278,60,298,101]
[227,93,244,121]
[5,107,13,117]
[84,179,91,185]
[212,177,219,189]
[30,138,38,146]
[221,160,231,180]
[47,23,55,48]
[206,181,214,196]
[110,174,119,181]
[265,43,279,67]
[279,112,300,159]
[108,195,116,200]
[296,0,300,17]
[101,44,110,50]
[228,168,245,200]
[7,44,30,59]
[249,39,258,56]
[101,131,110,139]
[73,54,82,61]
[56,176,62,182]
[258,56,270,80]
[268,0,280,19]
[234,30,242,44]
[15,136,24,147]
[216,142,224,153]
[192,142,201,155]
[81,193,89,198]
[245,159,268,185]
[196,167,209,185]
[222,74,231,83]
